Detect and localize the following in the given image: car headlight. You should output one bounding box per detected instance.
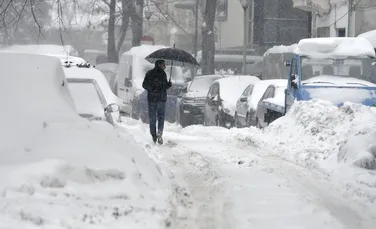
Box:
[183,98,195,103]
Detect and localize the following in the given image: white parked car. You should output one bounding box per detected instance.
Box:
[64,64,123,125]
[235,79,287,127]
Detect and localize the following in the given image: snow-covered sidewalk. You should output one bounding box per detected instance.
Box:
[121,117,376,229]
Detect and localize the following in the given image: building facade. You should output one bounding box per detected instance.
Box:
[293,0,376,37]
[252,0,311,54]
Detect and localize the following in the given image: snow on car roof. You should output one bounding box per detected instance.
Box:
[294,37,376,58]
[357,29,376,48]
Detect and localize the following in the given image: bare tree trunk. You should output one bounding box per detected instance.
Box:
[201,0,217,75]
[117,0,131,53]
[107,0,118,63]
[130,0,144,46]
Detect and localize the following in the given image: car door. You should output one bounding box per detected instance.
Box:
[237,85,252,125]
[256,85,275,128]
[204,83,219,125]
[117,56,133,110]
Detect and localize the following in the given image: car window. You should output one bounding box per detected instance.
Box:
[291,58,298,79]
[212,84,219,97]
[241,86,250,96]
[68,82,105,119]
[247,85,254,96]
[207,85,214,98]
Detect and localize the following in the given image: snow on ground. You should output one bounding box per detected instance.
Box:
[178,99,376,204]
[121,115,376,229]
[0,53,171,228]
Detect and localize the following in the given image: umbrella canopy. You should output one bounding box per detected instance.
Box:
[145,47,199,67]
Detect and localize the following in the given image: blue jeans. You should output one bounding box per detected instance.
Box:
[148,101,166,137]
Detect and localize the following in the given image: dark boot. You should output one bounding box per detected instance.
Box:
[157,133,163,145]
[152,135,157,143]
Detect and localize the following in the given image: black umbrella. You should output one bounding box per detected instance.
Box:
[145,45,199,68]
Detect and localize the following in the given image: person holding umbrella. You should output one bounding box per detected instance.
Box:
[142,59,172,144]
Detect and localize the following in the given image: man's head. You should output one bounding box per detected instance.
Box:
[155,59,166,70]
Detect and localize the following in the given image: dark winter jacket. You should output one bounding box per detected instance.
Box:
[142,66,172,102]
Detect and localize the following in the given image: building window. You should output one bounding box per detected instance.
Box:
[337,28,346,37]
[216,0,228,21]
[317,27,330,37]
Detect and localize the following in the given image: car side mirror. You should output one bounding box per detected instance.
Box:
[124,78,132,87]
[291,81,298,89]
[105,103,120,113]
[284,60,291,67]
[239,96,247,102]
[291,74,298,89]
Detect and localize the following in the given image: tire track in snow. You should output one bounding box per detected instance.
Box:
[160,141,234,229]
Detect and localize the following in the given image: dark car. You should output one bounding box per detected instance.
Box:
[178,75,225,127]
[204,75,260,128]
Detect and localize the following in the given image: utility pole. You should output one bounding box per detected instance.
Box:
[193,0,199,58]
[347,0,353,37]
[241,0,249,75]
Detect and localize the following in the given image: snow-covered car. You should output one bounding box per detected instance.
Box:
[235,79,287,128]
[0,52,167,227]
[255,80,287,128]
[63,64,124,124]
[283,37,376,113]
[178,74,225,127]
[203,75,260,128]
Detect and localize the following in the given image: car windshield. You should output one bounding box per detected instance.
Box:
[67,82,105,119]
[188,76,221,92]
[300,56,376,84]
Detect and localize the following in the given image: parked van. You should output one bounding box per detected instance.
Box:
[116,45,189,120]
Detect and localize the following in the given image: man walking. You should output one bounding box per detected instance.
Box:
[142,60,172,144]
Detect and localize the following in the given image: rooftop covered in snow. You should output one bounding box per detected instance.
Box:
[294,37,376,58]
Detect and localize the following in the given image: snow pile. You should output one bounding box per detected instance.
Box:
[0,53,170,228]
[295,37,376,58]
[262,99,376,170]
